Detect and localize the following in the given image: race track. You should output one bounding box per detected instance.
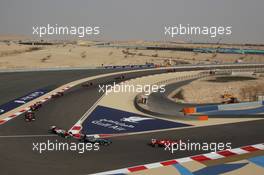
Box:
[0,67,264,175]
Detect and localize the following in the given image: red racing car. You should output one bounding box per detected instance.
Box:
[149,139,183,147]
[25,110,36,122]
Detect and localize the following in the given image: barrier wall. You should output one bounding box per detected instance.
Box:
[193,48,264,55]
[218,101,263,110]
[196,105,219,113]
[186,100,264,115]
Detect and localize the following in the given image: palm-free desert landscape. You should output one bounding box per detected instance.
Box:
[1,35,264,70]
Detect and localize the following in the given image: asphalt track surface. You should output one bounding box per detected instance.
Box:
[0,69,264,175]
[144,79,264,119]
[146,79,199,118]
[146,79,264,118]
[0,69,119,105]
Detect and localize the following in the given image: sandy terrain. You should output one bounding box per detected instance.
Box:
[171,76,264,104]
[0,43,41,57]
[0,34,30,41]
[0,39,264,69]
[0,44,161,69]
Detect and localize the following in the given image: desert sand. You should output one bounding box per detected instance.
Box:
[171,76,264,104]
[0,38,264,69]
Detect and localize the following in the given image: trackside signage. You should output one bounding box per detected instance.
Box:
[81,106,191,135]
[0,88,50,115]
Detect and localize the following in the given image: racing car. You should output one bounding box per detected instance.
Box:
[149,139,183,147]
[49,126,71,138]
[80,134,112,146]
[30,101,42,111]
[51,92,64,98]
[25,110,36,122]
[81,82,93,88]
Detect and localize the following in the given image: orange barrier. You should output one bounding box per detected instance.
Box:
[182,107,196,115]
[198,115,209,121]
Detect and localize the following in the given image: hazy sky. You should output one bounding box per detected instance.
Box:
[0,0,264,43]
